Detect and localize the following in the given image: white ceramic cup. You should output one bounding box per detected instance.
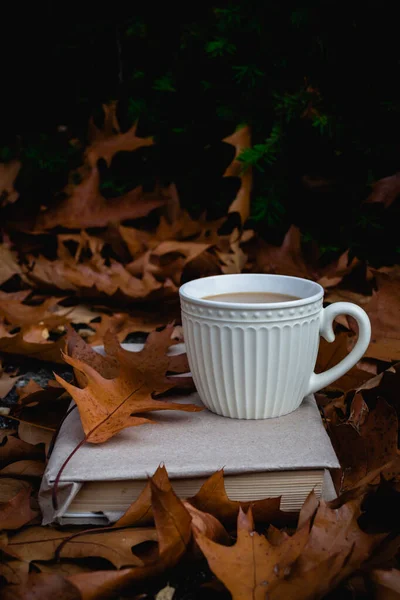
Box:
[179,273,371,419]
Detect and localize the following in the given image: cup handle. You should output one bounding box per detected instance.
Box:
[306,302,371,395]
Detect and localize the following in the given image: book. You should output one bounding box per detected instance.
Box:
[39,343,340,525]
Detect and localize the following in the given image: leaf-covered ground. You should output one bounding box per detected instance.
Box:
[1,106,400,599]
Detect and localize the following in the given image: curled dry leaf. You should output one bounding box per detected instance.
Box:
[115,464,171,528]
[365,270,400,361]
[365,172,400,208]
[0,435,44,468]
[328,397,400,491]
[0,293,64,328]
[194,506,309,600]
[0,460,45,479]
[86,101,154,168]
[33,166,166,232]
[187,469,294,527]
[0,479,38,530]
[0,323,66,363]
[0,159,20,206]
[0,245,26,287]
[223,125,252,224]
[0,573,81,600]
[370,568,400,598]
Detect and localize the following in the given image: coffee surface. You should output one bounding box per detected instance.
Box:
[203,292,300,303]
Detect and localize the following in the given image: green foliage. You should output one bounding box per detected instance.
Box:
[1,3,399,266]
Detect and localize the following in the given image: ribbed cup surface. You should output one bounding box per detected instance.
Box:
[182,311,321,419]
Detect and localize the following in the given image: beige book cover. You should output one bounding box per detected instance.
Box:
[39,391,339,525]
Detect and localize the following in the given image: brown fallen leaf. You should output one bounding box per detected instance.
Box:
[86,101,154,168]
[0,294,64,328]
[115,464,171,528]
[26,251,166,301]
[183,501,230,554]
[0,435,44,467]
[187,469,294,527]
[0,160,20,206]
[0,558,29,585]
[33,165,166,231]
[194,507,309,600]
[253,225,315,279]
[0,245,26,287]
[328,397,400,491]
[0,323,66,364]
[103,324,191,394]
[66,325,118,385]
[88,310,169,346]
[366,270,400,361]
[0,460,45,479]
[223,125,252,224]
[0,573,81,600]
[0,479,38,530]
[0,372,20,400]
[316,330,375,392]
[370,568,400,599]
[365,172,400,208]
[55,327,201,444]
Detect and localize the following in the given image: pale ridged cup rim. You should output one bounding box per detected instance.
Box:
[179,273,324,310]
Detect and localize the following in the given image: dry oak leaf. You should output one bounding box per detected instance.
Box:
[0,323,65,363]
[0,293,64,328]
[65,325,118,386]
[0,372,20,400]
[187,469,295,527]
[27,252,165,301]
[370,569,400,599]
[365,172,400,208]
[0,460,45,479]
[87,311,168,346]
[0,479,38,530]
[103,324,191,395]
[33,165,165,231]
[223,125,252,224]
[0,245,26,287]
[115,464,171,528]
[0,558,29,585]
[253,225,316,279]
[86,101,154,168]
[297,491,385,580]
[0,573,81,600]
[328,397,400,491]
[9,525,157,568]
[65,477,194,600]
[194,506,309,600]
[0,159,20,206]
[55,327,200,443]
[316,330,375,393]
[365,270,400,361]
[0,435,44,468]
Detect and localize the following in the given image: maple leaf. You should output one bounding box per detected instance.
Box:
[187,470,295,527]
[86,101,154,168]
[194,506,309,600]
[0,479,38,530]
[223,125,252,224]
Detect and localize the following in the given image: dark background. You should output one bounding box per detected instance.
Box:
[1,2,399,264]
